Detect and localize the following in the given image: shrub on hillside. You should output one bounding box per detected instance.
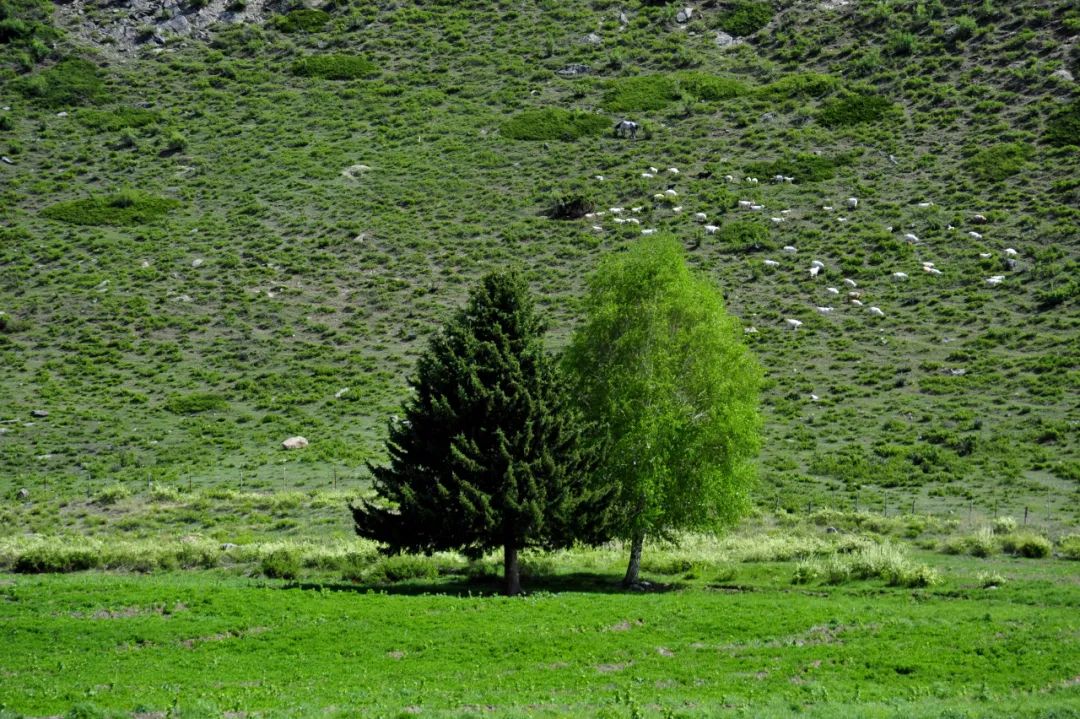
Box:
[757,72,840,100]
[14,544,100,573]
[716,1,773,37]
[1000,532,1051,558]
[271,9,330,33]
[818,92,899,127]
[93,484,130,506]
[364,554,439,584]
[964,142,1032,181]
[1044,100,1079,147]
[991,516,1017,535]
[260,547,300,579]
[601,74,679,112]
[744,151,858,183]
[41,191,179,226]
[17,58,104,107]
[546,187,596,219]
[164,392,229,415]
[1060,534,1080,560]
[76,106,159,131]
[501,108,609,141]
[717,220,773,253]
[677,72,747,101]
[291,54,377,80]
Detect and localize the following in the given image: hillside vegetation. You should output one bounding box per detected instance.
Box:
[0,0,1077,530]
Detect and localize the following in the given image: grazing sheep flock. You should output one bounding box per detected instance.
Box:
[578,163,1018,334]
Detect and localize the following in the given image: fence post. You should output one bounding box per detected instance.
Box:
[911,499,916,515]
[1024,506,1028,526]
[333,467,338,491]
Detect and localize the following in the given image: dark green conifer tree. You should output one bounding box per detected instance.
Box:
[352,271,613,595]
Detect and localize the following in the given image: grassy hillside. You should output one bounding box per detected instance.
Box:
[0,0,1077,526]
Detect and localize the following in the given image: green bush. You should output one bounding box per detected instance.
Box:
[1045,100,1079,146]
[260,547,301,579]
[14,544,101,573]
[17,58,104,107]
[977,571,1006,588]
[76,106,159,131]
[93,483,130,506]
[501,108,609,141]
[165,393,229,415]
[716,1,773,37]
[991,516,1017,535]
[366,554,439,583]
[964,142,1032,182]
[818,93,899,127]
[291,54,377,80]
[41,191,180,226]
[271,9,330,33]
[1001,532,1051,558]
[757,73,840,100]
[744,151,857,183]
[148,483,181,502]
[1059,534,1080,560]
[677,72,747,101]
[601,74,679,112]
[717,220,772,253]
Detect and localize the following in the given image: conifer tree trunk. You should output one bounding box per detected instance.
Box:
[622,531,644,587]
[503,543,521,596]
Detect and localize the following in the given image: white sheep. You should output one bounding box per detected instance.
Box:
[641,172,655,178]
[591,225,603,232]
[631,206,644,213]
[703,225,718,234]
[815,306,833,314]
[744,326,758,334]
[641,228,657,235]
[850,299,864,307]
[782,245,798,254]
[925,267,942,276]
[671,206,682,213]
[826,287,840,295]
[594,175,604,181]
[917,201,934,208]
[783,176,794,183]
[738,200,753,209]
[971,214,988,224]
[653,193,666,200]
[822,206,834,211]
[649,166,659,173]
[667,167,679,174]
[664,189,678,197]
[609,207,624,214]
[892,272,909,280]
[968,231,983,240]
[846,197,858,208]
[627,218,640,225]
[763,259,780,267]
[979,252,992,258]
[785,319,803,330]
[986,275,1005,285]
[903,233,920,243]
[693,212,707,222]
[614,218,627,224]
[772,174,786,183]
[844,278,858,288]
[809,266,821,278]
[750,204,764,211]
[868,306,885,318]
[1004,248,1018,257]
[724,174,735,182]
[771,217,784,224]
[811,260,825,269]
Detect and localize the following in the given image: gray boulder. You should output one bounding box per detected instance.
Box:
[676,7,693,23]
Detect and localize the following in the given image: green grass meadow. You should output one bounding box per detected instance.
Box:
[1,0,1079,715]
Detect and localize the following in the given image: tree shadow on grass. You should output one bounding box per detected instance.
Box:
[279,572,685,597]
